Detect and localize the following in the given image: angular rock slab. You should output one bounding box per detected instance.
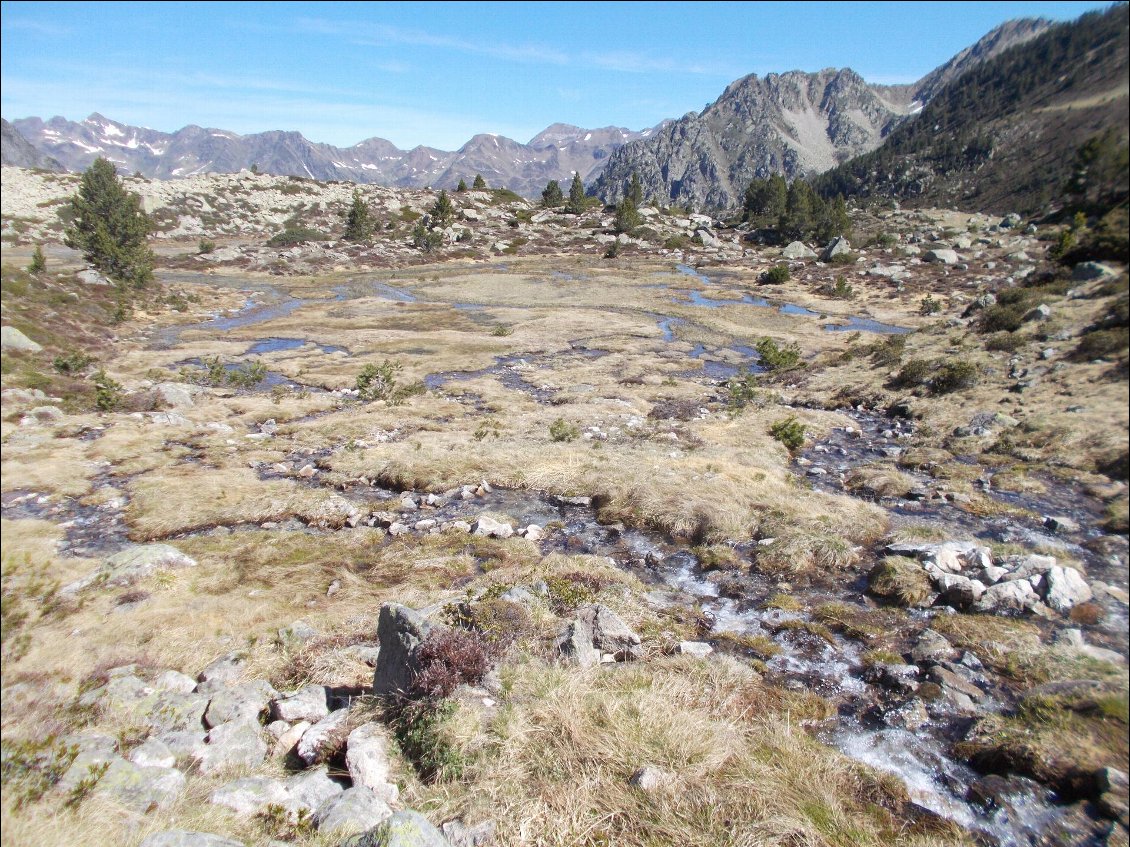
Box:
[314,786,393,836]
[346,722,399,802]
[350,810,453,847]
[373,603,432,696]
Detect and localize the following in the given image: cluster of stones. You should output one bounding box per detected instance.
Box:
[63,643,491,847]
[884,540,1095,616]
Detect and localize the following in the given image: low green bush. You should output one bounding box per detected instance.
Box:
[769,416,806,452]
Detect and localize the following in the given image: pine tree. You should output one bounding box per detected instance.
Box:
[456,178,468,192]
[343,190,375,242]
[743,175,787,229]
[627,172,644,206]
[613,197,640,233]
[430,190,455,227]
[28,244,46,274]
[780,179,816,241]
[472,174,487,190]
[65,157,153,288]
[565,172,586,215]
[541,179,563,208]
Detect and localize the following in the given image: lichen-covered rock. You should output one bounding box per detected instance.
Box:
[554,618,599,667]
[1044,565,1092,613]
[351,810,453,847]
[196,651,248,687]
[93,756,186,813]
[210,776,289,816]
[204,679,278,728]
[143,690,211,734]
[272,684,330,723]
[296,708,351,766]
[198,719,267,775]
[314,786,392,836]
[129,737,176,769]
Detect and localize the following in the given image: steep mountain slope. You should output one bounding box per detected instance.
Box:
[815,4,1129,215]
[6,114,654,198]
[0,118,64,171]
[591,18,1053,211]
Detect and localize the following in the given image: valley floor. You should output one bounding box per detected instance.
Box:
[1,205,1128,847]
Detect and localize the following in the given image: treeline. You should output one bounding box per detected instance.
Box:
[743,175,851,242]
[813,4,1129,212]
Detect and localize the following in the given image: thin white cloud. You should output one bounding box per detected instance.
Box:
[294,17,727,76]
[1,17,72,37]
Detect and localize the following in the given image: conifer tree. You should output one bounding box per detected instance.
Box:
[343,190,375,241]
[565,172,586,215]
[541,179,563,208]
[65,157,153,288]
[627,172,644,206]
[472,174,487,190]
[430,189,455,227]
[29,244,46,274]
[613,197,640,233]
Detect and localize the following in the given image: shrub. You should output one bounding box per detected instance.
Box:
[1074,327,1129,360]
[760,264,790,285]
[53,351,94,374]
[456,178,468,192]
[266,226,327,247]
[827,251,859,266]
[356,360,402,401]
[930,359,979,395]
[755,337,802,371]
[821,275,855,299]
[410,629,490,699]
[980,303,1027,333]
[490,324,513,337]
[920,294,942,315]
[869,335,906,367]
[198,239,216,254]
[388,699,466,783]
[769,416,806,452]
[663,234,687,250]
[1,735,79,807]
[544,571,610,613]
[549,418,580,442]
[725,370,758,412]
[889,358,931,389]
[226,360,268,388]
[92,368,123,411]
[411,221,443,253]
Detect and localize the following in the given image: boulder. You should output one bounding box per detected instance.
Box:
[1072,261,1117,282]
[1,325,42,352]
[211,776,290,816]
[278,619,319,647]
[1044,566,1093,613]
[153,670,198,694]
[272,684,330,723]
[1024,303,1051,322]
[198,720,267,775]
[101,544,197,587]
[57,734,119,792]
[93,756,186,813]
[821,236,851,261]
[440,819,497,847]
[974,579,1039,615]
[204,679,277,728]
[781,241,816,260]
[352,810,453,847]
[1043,515,1080,535]
[924,249,960,265]
[129,737,177,769]
[554,618,599,667]
[471,516,513,539]
[139,832,245,847]
[346,723,399,802]
[154,383,198,409]
[283,765,345,815]
[156,730,208,767]
[314,786,393,836]
[272,720,311,758]
[76,269,112,286]
[580,604,642,660]
[373,604,432,696]
[909,629,956,664]
[143,690,210,733]
[296,708,351,766]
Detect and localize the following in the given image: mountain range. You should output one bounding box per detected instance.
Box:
[3,114,662,198]
[3,7,1126,215]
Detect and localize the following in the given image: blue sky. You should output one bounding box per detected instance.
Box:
[0,1,1112,150]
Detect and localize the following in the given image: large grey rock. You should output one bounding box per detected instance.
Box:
[554,618,599,667]
[470,516,513,539]
[924,249,960,265]
[157,731,208,767]
[1072,261,1117,282]
[76,269,112,287]
[56,734,118,792]
[440,819,496,847]
[1044,566,1092,613]
[211,776,290,816]
[144,690,210,733]
[198,719,267,775]
[284,765,345,814]
[296,708,351,766]
[909,629,955,664]
[346,723,399,802]
[373,604,432,696]
[820,236,852,261]
[278,619,319,647]
[153,670,198,694]
[205,679,278,728]
[197,652,248,687]
[153,383,198,409]
[101,544,197,587]
[352,810,453,847]
[272,720,311,758]
[1,325,42,352]
[77,672,157,714]
[314,786,393,836]
[676,641,713,658]
[93,756,186,813]
[974,579,1038,615]
[139,831,245,847]
[781,241,816,260]
[580,604,642,660]
[272,684,330,723]
[129,737,176,769]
